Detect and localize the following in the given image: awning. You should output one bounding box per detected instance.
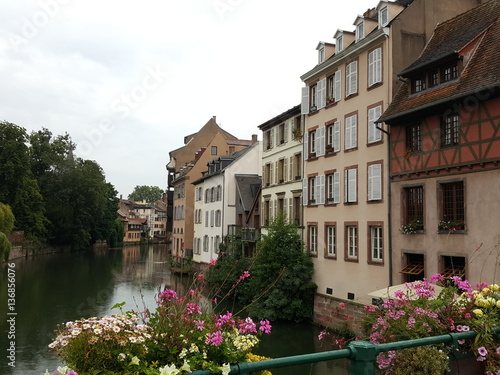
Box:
[367,282,443,301]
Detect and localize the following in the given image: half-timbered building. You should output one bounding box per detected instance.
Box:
[379,0,500,285]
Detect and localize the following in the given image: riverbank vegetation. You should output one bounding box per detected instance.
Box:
[0,121,121,254]
[207,215,317,322]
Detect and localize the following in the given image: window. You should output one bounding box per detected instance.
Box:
[210,210,215,227]
[337,36,343,52]
[368,48,382,87]
[379,7,388,27]
[264,163,271,186]
[368,163,382,201]
[412,76,426,93]
[429,69,439,87]
[293,153,302,180]
[346,225,358,259]
[278,158,285,183]
[214,236,221,253]
[327,70,342,104]
[442,113,460,147]
[310,84,317,110]
[264,130,273,150]
[278,196,285,215]
[326,225,336,257]
[318,47,325,64]
[293,196,301,226]
[370,226,383,262]
[327,172,340,204]
[441,256,466,279]
[344,168,357,203]
[205,211,209,227]
[326,121,341,152]
[406,123,421,152]
[368,105,382,143]
[346,61,358,96]
[401,253,424,282]
[278,123,287,144]
[404,186,424,226]
[345,114,357,150]
[211,146,217,155]
[308,177,316,204]
[442,64,458,82]
[356,22,364,41]
[309,225,317,254]
[440,181,465,224]
[309,130,316,155]
[203,235,209,252]
[215,210,222,227]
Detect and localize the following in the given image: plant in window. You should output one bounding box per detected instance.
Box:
[292,128,302,142]
[326,144,333,153]
[326,96,335,105]
[400,220,423,234]
[438,220,465,232]
[310,105,317,112]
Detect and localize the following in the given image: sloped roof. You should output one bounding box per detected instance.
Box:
[235,174,262,212]
[380,1,500,123]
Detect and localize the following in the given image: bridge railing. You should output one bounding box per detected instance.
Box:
[190,330,482,375]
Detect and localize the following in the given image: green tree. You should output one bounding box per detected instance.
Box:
[0,232,11,261]
[0,202,15,235]
[128,185,164,203]
[242,215,317,322]
[0,121,48,238]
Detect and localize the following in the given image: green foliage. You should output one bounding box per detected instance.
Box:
[243,215,316,322]
[0,202,15,235]
[392,345,449,375]
[108,219,125,248]
[0,232,12,261]
[128,185,164,203]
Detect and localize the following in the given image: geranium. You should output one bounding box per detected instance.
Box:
[49,269,272,374]
[362,274,500,374]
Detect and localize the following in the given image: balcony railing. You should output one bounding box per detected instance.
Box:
[189,329,492,375]
[227,225,261,242]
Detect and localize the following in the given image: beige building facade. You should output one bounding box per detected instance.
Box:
[299,0,485,315]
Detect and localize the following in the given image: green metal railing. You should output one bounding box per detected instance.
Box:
[190,330,483,375]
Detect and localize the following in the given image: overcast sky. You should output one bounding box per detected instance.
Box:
[0,0,376,198]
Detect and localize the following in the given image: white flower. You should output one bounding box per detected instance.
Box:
[159,364,180,375]
[220,363,231,375]
[179,360,191,372]
[56,366,69,375]
[44,370,51,375]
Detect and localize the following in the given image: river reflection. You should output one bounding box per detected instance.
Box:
[0,245,347,375]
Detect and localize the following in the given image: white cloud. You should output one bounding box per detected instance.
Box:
[0,0,377,197]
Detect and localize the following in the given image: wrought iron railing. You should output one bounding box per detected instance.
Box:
[189,329,489,375]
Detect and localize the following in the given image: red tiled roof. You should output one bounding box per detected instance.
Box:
[380,1,500,123]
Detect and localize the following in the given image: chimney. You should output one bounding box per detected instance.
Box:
[252,134,258,143]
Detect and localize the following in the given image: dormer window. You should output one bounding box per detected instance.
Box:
[318,47,325,64]
[442,64,458,82]
[379,7,388,27]
[337,36,343,52]
[356,21,364,41]
[412,76,426,93]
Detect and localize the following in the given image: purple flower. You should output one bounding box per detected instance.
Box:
[239,317,257,334]
[259,320,272,334]
[478,346,488,357]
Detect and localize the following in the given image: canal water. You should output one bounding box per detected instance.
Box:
[0,245,348,375]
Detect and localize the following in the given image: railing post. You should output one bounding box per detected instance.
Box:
[348,340,378,375]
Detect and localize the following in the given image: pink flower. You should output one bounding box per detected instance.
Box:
[364,305,376,312]
[478,346,488,357]
[259,320,272,334]
[239,270,251,280]
[194,320,205,330]
[159,289,178,302]
[206,331,223,346]
[209,259,217,266]
[239,317,257,334]
[196,273,204,281]
[339,302,346,308]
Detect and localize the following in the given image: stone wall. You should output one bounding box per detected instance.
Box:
[313,294,367,337]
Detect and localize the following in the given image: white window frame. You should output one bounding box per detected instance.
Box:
[327,172,340,204]
[327,225,336,257]
[379,7,388,27]
[356,22,364,41]
[347,226,358,258]
[371,226,383,261]
[309,225,317,254]
[368,48,382,87]
[346,61,358,96]
[368,105,383,143]
[368,163,382,201]
[345,114,357,150]
[345,168,357,203]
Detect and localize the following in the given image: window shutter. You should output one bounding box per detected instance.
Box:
[303,178,308,206]
[270,162,274,185]
[274,200,277,219]
[289,197,293,220]
[275,161,278,184]
[345,168,357,202]
[333,172,340,203]
[269,128,274,148]
[345,115,357,149]
[368,106,382,143]
[284,158,288,182]
[317,126,326,157]
[333,121,341,152]
[317,78,326,109]
[314,176,320,205]
[368,164,382,200]
[289,156,293,181]
[301,87,309,114]
[318,175,325,204]
[334,70,342,102]
[284,121,288,142]
[303,131,308,159]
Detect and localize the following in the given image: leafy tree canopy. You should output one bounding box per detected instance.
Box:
[0,202,15,235]
[128,185,164,203]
